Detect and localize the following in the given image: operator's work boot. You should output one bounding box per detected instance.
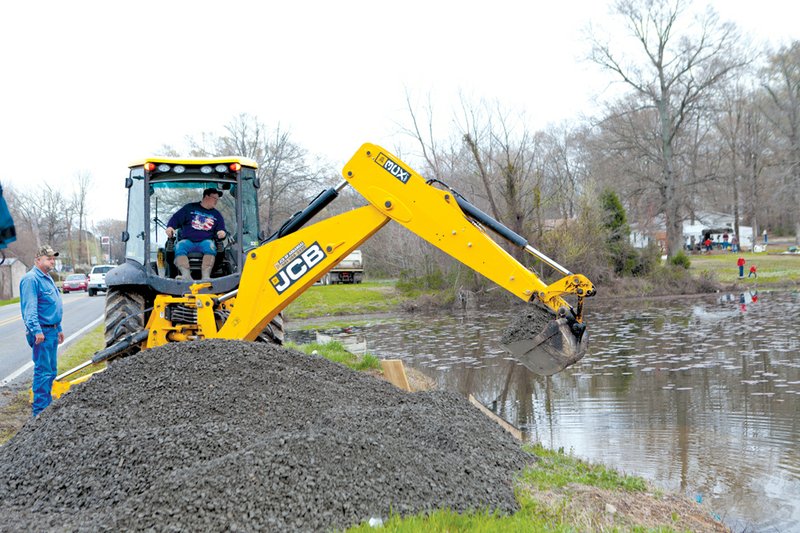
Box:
[175,256,192,280]
[201,255,215,280]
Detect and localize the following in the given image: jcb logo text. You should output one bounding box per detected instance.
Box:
[270,242,327,294]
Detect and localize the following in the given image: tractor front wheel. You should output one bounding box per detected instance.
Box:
[104,288,147,359]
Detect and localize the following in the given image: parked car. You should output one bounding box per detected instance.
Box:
[87,264,116,296]
[61,273,88,293]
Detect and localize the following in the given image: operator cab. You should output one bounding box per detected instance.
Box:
[120,156,261,294]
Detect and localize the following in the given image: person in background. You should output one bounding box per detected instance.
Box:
[19,245,64,417]
[166,188,226,280]
[731,235,739,252]
[749,264,758,278]
[737,256,746,278]
[763,229,768,244]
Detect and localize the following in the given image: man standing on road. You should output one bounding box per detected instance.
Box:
[19,245,64,416]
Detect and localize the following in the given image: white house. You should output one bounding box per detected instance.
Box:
[630,212,754,251]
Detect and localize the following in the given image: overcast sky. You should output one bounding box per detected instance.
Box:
[1,0,797,225]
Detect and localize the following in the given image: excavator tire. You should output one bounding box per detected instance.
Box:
[215,308,285,345]
[256,312,286,345]
[104,288,147,359]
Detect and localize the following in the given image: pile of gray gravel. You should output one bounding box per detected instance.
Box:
[0,340,533,532]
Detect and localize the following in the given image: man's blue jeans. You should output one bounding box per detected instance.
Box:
[28,328,59,417]
[175,239,216,257]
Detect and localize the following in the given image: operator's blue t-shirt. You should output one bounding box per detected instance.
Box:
[167,202,226,242]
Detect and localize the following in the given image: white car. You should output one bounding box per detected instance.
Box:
[87,264,116,296]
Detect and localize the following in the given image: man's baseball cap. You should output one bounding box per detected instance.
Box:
[36,245,59,258]
[203,188,223,198]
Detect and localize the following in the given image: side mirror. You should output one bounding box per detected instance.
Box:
[121,231,129,242]
[253,178,260,188]
[125,177,133,188]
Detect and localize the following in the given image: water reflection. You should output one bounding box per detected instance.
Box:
[288,290,800,531]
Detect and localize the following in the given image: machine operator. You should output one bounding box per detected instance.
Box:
[166,188,227,279]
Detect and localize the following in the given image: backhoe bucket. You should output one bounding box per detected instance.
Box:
[501,310,587,376]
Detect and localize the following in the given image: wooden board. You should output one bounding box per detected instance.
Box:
[380,359,412,391]
[468,395,523,441]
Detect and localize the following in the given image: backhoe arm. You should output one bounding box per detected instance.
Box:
[207,143,593,344]
[341,144,593,315]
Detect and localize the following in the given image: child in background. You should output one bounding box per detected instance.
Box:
[749,265,758,278]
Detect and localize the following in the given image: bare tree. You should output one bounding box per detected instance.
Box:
[539,123,591,221]
[456,101,548,248]
[189,114,331,235]
[590,0,747,256]
[714,82,770,246]
[761,41,800,242]
[15,184,70,250]
[72,171,92,265]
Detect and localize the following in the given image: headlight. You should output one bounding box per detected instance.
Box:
[173,165,185,173]
[157,164,170,172]
[215,164,227,173]
[200,165,212,174]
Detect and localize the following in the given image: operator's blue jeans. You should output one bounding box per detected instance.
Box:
[175,239,216,257]
[27,328,59,417]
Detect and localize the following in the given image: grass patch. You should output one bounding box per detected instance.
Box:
[0,296,19,307]
[521,444,648,493]
[284,281,406,319]
[688,252,800,286]
[287,340,381,372]
[57,325,106,378]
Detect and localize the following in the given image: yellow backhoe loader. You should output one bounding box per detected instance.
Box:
[52,143,595,397]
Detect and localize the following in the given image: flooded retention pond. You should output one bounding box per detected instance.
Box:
[289,289,800,532]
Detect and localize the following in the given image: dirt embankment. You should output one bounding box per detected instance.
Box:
[0,340,531,532]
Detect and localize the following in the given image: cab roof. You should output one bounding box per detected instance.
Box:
[128,155,258,169]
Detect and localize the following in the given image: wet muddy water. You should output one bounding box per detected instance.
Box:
[289,290,800,531]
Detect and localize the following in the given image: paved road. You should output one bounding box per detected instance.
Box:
[0,291,106,386]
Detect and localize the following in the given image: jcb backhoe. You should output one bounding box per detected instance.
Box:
[52,143,595,396]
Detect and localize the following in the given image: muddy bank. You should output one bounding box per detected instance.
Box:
[0,340,532,532]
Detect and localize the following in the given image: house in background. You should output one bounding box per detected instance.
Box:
[630,212,754,252]
[0,257,28,300]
